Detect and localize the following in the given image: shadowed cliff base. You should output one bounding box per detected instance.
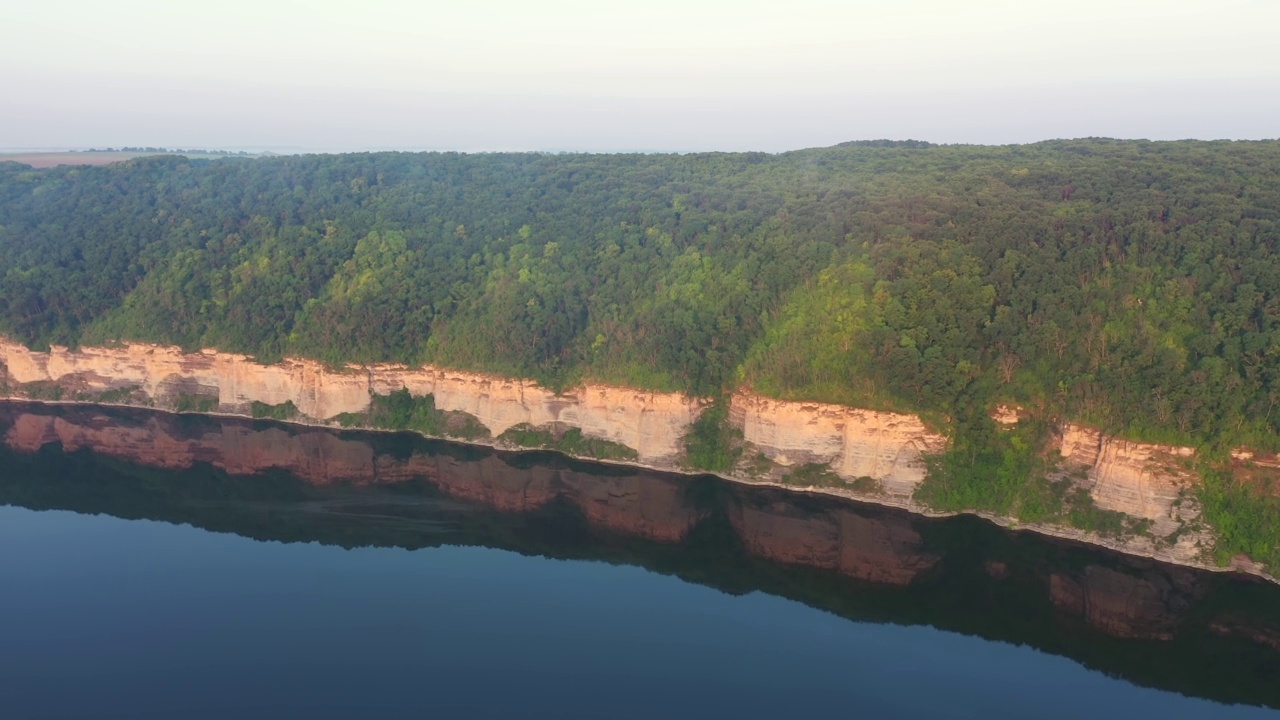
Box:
[1,402,1279,710]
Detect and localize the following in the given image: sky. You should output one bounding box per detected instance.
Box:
[2,0,1277,153]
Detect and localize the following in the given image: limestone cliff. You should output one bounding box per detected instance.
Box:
[0,337,1261,580]
[0,339,951,494]
[1059,425,1198,534]
[1055,424,1211,561]
[0,338,700,467]
[731,393,946,498]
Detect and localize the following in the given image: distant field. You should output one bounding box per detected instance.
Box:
[0,151,254,168]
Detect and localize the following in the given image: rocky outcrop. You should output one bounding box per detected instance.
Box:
[0,339,371,418]
[991,405,1022,424]
[1058,424,1202,543]
[730,393,946,498]
[0,339,956,493]
[0,339,700,467]
[1,337,1266,580]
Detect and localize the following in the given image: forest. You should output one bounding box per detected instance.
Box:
[2,139,1280,560]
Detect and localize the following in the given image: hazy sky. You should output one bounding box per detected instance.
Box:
[3,0,1277,152]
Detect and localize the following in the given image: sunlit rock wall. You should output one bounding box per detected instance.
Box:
[0,339,700,466]
[729,393,947,497]
[1058,424,1199,538]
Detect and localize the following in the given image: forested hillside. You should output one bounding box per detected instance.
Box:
[3,139,1280,455]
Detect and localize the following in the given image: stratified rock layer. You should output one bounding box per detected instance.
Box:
[0,339,700,467]
[0,340,956,494]
[730,393,947,498]
[1058,424,1206,555]
[0,337,1255,577]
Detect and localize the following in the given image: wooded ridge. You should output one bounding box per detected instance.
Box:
[3,138,1279,568]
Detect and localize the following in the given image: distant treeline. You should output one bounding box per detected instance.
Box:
[80,147,252,155]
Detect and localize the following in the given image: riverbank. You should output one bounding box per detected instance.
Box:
[1,393,1271,586]
[1,337,1272,584]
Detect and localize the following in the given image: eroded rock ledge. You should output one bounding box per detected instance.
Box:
[0,339,948,486]
[0,338,700,466]
[0,337,1263,580]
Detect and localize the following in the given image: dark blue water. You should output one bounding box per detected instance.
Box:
[1,403,1278,718]
[0,504,1272,719]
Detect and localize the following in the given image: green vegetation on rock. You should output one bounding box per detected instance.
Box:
[251,400,300,421]
[498,423,639,462]
[66,385,147,405]
[916,416,1159,539]
[20,382,65,401]
[335,389,489,441]
[916,417,1052,517]
[780,462,843,489]
[174,393,218,414]
[681,398,742,472]
[1196,454,1280,570]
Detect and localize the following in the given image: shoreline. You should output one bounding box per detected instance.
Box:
[2,396,1273,587]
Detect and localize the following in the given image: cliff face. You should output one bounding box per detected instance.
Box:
[0,337,1245,577]
[409,371,701,466]
[0,339,371,419]
[1056,424,1210,559]
[731,393,946,498]
[0,339,952,493]
[0,339,701,467]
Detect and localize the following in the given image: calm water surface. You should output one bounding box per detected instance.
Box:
[0,403,1277,719]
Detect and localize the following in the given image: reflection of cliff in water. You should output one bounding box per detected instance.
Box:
[2,402,1279,709]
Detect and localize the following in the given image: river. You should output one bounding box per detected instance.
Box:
[0,403,1276,718]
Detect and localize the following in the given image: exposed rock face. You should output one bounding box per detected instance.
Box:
[0,339,700,467]
[402,371,701,466]
[991,405,1022,424]
[0,339,371,419]
[1058,424,1201,541]
[0,339,956,493]
[730,393,947,497]
[2,338,1264,578]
